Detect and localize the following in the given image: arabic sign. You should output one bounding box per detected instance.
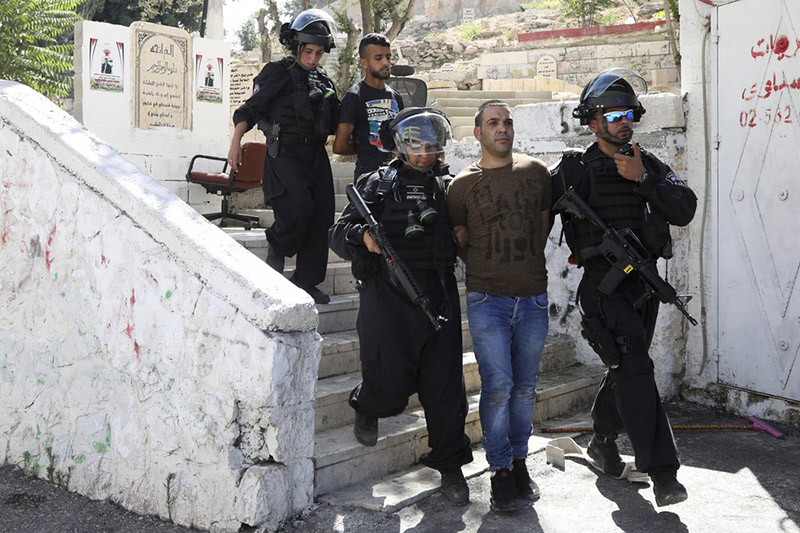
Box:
[739,32,800,128]
[89,38,124,92]
[536,55,557,78]
[132,22,192,129]
[195,54,223,103]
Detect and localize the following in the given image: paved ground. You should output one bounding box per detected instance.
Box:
[2,401,798,532]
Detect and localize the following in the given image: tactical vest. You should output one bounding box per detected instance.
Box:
[378,168,455,272]
[559,151,671,269]
[262,58,334,139]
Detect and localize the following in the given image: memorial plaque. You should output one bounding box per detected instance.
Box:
[89,38,124,92]
[132,22,192,129]
[195,54,223,103]
[463,8,475,22]
[229,62,263,107]
[536,55,558,79]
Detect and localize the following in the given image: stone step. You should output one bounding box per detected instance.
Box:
[285,261,356,297]
[315,333,579,433]
[313,361,605,496]
[434,97,543,109]
[331,161,356,181]
[222,227,347,264]
[453,125,477,141]
[428,89,553,100]
[439,102,549,118]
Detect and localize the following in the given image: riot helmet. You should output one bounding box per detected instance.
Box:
[573,68,647,125]
[379,107,453,163]
[279,9,336,54]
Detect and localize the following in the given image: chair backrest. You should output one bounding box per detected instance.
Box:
[389,77,428,108]
[231,142,266,191]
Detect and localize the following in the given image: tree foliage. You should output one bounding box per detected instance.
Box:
[237,18,258,51]
[561,0,615,27]
[81,0,205,32]
[0,0,80,100]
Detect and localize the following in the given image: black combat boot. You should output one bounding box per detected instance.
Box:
[490,468,526,512]
[587,435,626,478]
[353,411,378,447]
[512,459,540,501]
[303,285,330,304]
[651,470,688,507]
[265,246,284,273]
[439,468,469,506]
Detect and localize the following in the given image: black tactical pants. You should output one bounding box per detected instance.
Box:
[350,270,473,471]
[578,273,680,474]
[262,139,334,288]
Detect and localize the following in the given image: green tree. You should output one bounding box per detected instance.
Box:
[82,0,205,32]
[0,0,80,100]
[237,18,258,51]
[561,0,615,27]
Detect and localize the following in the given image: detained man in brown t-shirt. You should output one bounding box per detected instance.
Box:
[447,100,551,512]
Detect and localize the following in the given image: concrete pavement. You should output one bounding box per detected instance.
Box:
[1,401,798,532]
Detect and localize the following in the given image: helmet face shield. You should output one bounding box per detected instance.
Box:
[391,112,453,157]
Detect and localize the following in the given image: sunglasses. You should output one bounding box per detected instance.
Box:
[603,109,635,123]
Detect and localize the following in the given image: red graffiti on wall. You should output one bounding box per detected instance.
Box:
[739,104,795,128]
[751,34,800,61]
[741,73,800,101]
[45,224,57,271]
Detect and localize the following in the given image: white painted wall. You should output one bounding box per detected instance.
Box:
[446,92,693,397]
[73,21,232,214]
[0,81,320,531]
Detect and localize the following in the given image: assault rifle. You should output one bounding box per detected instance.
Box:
[346,184,445,331]
[555,187,698,326]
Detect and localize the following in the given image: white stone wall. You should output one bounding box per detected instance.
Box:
[0,81,320,531]
[478,36,679,89]
[73,21,232,215]
[445,93,692,396]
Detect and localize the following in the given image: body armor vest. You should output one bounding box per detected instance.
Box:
[560,151,669,270]
[263,58,333,139]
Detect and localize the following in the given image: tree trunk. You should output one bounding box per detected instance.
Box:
[385,0,417,41]
[662,0,681,73]
[267,0,280,32]
[257,9,272,63]
[336,15,360,93]
[360,0,374,35]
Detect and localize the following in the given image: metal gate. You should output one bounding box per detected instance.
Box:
[716,0,800,401]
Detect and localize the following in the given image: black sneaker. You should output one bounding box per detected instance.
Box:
[265,246,284,273]
[587,435,626,478]
[439,468,469,506]
[353,411,378,447]
[303,286,330,304]
[490,468,526,512]
[512,459,540,501]
[651,471,688,507]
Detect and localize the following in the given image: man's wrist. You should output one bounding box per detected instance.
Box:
[638,171,648,184]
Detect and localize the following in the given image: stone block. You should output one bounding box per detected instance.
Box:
[234,465,291,529]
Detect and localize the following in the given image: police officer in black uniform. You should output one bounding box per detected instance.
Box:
[329,108,473,505]
[228,9,339,304]
[551,68,697,507]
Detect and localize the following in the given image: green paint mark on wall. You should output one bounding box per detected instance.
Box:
[72,455,86,464]
[35,424,41,440]
[165,290,173,299]
[60,291,66,297]
[92,423,112,454]
[44,435,54,447]
[37,378,44,385]
[54,272,58,280]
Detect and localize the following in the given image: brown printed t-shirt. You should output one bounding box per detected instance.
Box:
[447,153,551,297]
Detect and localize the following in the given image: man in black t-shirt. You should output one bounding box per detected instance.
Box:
[333,33,404,181]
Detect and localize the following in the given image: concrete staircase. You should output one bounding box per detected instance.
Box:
[427,89,554,141]
[223,161,605,498]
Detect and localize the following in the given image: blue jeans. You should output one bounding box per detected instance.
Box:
[467,291,549,471]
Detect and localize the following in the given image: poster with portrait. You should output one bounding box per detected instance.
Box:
[195,54,223,103]
[89,38,124,92]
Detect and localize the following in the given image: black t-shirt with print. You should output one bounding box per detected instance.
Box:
[339,81,404,178]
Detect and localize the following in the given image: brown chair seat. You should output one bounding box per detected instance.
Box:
[185,142,266,229]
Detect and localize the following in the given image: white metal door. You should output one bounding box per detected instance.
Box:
[716,0,800,401]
